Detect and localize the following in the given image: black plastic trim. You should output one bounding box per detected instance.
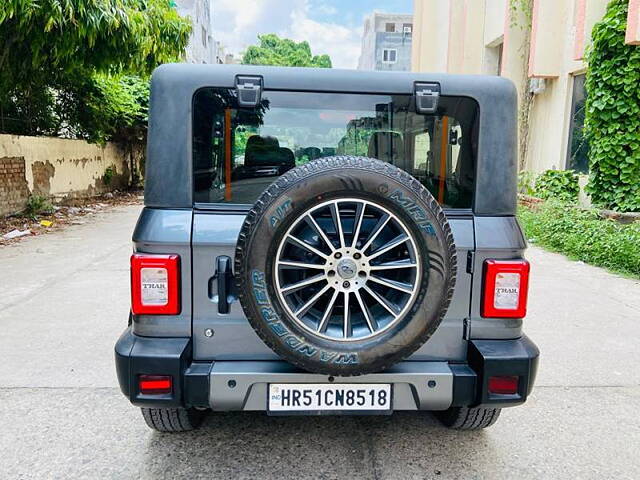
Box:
[450,364,477,407]
[184,363,213,408]
[115,326,191,408]
[467,335,540,407]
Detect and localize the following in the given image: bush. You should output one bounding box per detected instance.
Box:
[518,200,640,277]
[517,171,536,196]
[534,169,579,202]
[103,166,116,186]
[584,0,640,212]
[24,195,54,219]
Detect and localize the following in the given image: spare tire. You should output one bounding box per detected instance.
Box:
[235,156,456,376]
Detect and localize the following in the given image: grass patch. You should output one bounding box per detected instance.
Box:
[518,200,640,278]
[23,195,54,219]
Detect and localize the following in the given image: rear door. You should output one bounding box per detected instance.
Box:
[190,87,478,362]
[191,211,474,361]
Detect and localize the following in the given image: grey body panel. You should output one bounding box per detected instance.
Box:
[209,361,453,411]
[469,216,527,339]
[145,64,517,215]
[191,212,475,362]
[131,208,193,337]
[129,210,529,356]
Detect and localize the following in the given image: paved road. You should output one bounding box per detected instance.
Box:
[1,204,639,479]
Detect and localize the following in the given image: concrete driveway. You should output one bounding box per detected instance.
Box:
[1,204,639,479]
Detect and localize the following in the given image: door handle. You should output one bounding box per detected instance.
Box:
[213,256,232,314]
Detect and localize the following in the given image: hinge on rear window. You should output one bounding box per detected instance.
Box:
[235,75,263,108]
[414,82,440,114]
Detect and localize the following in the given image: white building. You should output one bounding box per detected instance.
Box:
[175,0,219,64]
[358,13,413,71]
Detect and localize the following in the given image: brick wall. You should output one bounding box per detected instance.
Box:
[0,157,30,216]
[1,134,135,217]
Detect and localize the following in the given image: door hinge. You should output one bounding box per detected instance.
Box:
[414,82,440,114]
[235,75,263,108]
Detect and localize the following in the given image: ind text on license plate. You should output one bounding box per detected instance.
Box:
[268,383,391,413]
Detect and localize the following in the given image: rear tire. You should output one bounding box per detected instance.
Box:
[141,407,205,432]
[437,406,501,430]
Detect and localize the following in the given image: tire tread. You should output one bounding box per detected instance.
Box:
[438,406,502,430]
[140,407,204,432]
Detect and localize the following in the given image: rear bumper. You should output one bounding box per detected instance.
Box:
[115,327,539,411]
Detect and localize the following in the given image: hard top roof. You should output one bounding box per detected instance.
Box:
[145,64,518,215]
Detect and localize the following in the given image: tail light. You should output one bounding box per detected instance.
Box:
[131,254,180,315]
[481,259,530,318]
[139,375,173,395]
[488,375,519,395]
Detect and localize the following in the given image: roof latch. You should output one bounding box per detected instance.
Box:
[235,75,263,108]
[414,82,440,114]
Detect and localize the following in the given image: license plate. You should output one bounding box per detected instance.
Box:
[268,383,391,413]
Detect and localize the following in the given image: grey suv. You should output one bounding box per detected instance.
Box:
[115,64,539,432]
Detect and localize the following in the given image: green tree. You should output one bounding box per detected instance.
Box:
[584,0,640,212]
[242,34,332,68]
[0,0,191,140]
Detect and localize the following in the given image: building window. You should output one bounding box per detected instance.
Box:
[403,23,412,35]
[202,26,207,47]
[566,74,589,173]
[385,23,395,33]
[382,49,397,63]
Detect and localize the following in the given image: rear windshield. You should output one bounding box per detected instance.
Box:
[193,88,478,208]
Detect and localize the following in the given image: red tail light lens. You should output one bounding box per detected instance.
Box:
[139,375,173,395]
[482,259,530,318]
[488,375,519,395]
[131,254,180,315]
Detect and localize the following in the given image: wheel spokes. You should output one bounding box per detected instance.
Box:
[367,275,414,294]
[287,234,328,259]
[276,198,420,342]
[363,285,399,318]
[354,290,378,332]
[318,289,339,333]
[330,202,345,248]
[278,260,325,269]
[367,234,409,260]
[361,214,390,252]
[305,214,335,252]
[281,274,326,294]
[295,284,332,317]
[369,259,417,271]
[351,202,366,248]
[343,291,351,338]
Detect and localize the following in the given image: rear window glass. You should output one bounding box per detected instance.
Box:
[192,88,478,208]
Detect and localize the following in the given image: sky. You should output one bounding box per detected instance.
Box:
[212,0,413,69]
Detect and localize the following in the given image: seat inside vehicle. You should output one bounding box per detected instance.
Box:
[367,131,405,163]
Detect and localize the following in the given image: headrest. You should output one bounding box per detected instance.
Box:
[244,135,281,167]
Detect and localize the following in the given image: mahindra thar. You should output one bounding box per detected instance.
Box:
[115,64,539,432]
